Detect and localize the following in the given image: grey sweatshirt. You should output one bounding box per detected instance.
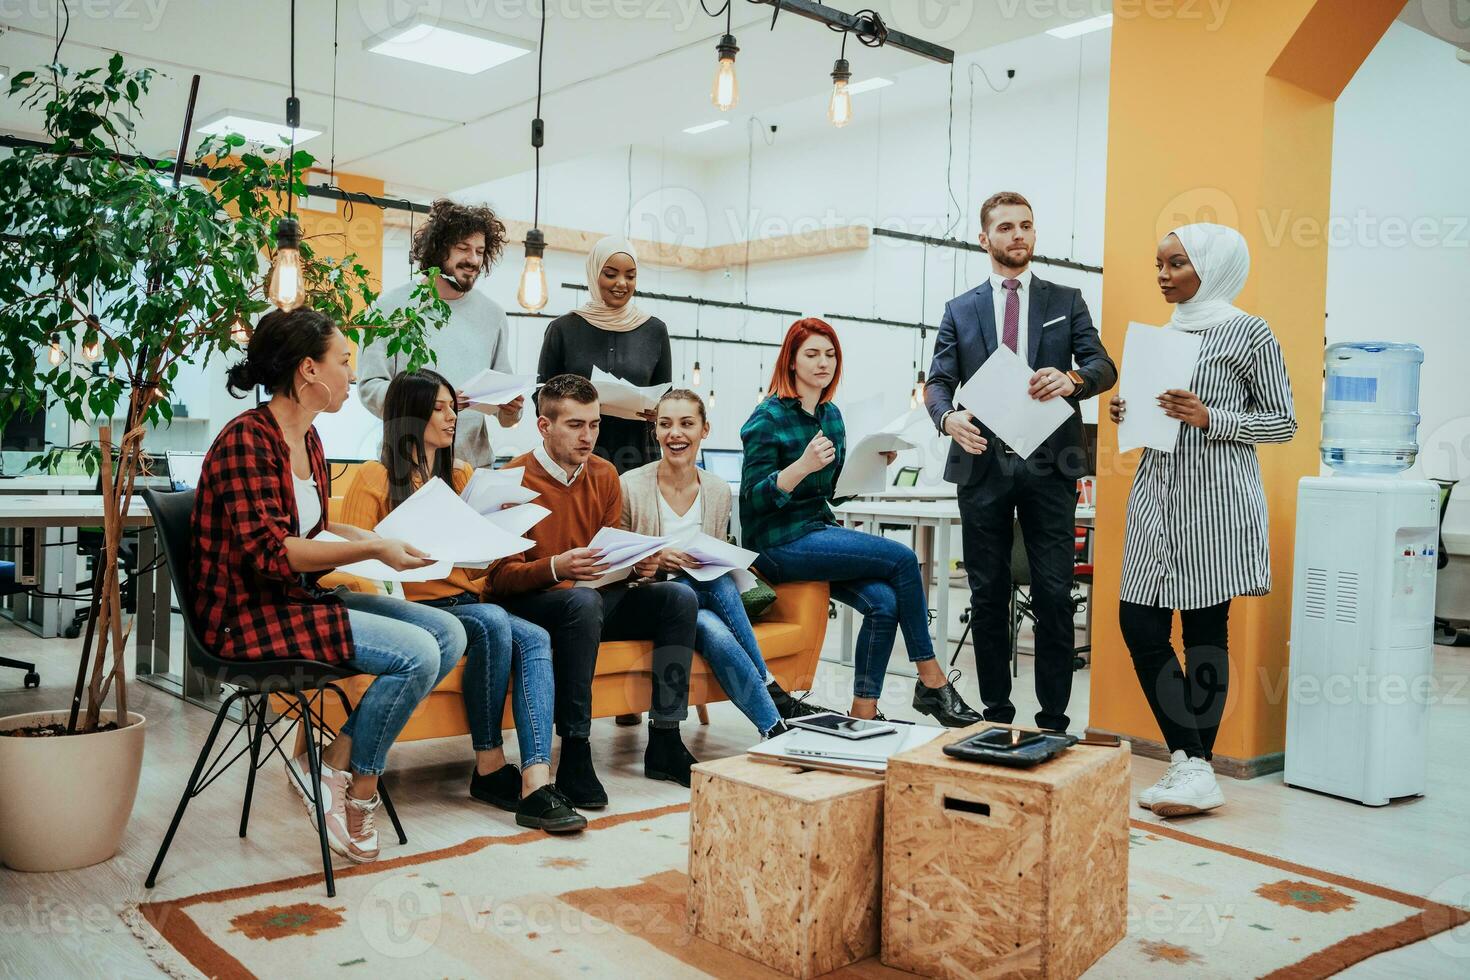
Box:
[357,280,518,468]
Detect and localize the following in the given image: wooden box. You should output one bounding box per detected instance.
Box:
[687,754,884,978]
[882,725,1129,979]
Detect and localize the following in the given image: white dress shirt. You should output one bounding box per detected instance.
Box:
[533,444,583,486]
[989,266,1033,362]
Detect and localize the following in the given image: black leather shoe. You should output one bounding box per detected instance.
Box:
[554,737,608,809]
[614,713,642,726]
[767,681,838,720]
[644,723,698,788]
[761,720,791,740]
[516,785,588,834]
[912,672,983,728]
[469,763,522,811]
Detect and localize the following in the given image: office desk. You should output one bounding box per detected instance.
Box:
[0,495,208,707]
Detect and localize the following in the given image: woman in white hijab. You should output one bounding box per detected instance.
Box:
[537,236,673,474]
[1110,222,1297,819]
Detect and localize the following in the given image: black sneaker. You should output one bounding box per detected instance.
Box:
[644,723,698,788]
[469,763,522,811]
[614,713,642,727]
[912,670,983,728]
[516,785,588,834]
[554,737,609,809]
[761,720,791,740]
[767,681,838,720]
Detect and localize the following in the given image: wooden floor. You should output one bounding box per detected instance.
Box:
[2,614,1468,978]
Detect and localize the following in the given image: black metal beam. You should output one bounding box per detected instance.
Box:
[559,283,801,318]
[871,227,1104,275]
[749,0,955,65]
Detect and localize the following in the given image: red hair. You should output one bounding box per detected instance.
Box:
[768,318,842,403]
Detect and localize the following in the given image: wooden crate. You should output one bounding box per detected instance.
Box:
[687,754,884,978]
[882,725,1129,979]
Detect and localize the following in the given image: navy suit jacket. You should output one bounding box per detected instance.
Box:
[925,275,1116,484]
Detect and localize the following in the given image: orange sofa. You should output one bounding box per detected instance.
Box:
[313,478,831,741]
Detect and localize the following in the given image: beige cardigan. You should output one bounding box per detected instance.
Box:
[619,460,732,540]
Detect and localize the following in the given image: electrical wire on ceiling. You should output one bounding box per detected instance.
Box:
[963,61,1015,282]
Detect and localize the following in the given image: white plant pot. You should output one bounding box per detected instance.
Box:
[0,709,146,872]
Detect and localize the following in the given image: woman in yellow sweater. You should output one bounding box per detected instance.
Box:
[341,370,584,834]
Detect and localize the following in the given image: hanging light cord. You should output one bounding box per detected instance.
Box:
[825,9,885,48]
[532,0,547,229]
[328,0,339,185]
[286,0,297,223]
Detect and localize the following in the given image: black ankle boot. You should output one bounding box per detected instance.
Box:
[469,762,521,811]
[554,737,608,809]
[644,723,698,788]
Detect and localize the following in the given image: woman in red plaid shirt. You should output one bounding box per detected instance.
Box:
[193,308,467,863]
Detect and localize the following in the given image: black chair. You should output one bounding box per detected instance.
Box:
[0,561,41,688]
[140,488,406,897]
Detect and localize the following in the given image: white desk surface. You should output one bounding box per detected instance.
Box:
[0,475,169,493]
[852,486,958,502]
[835,499,1096,525]
[0,495,154,528]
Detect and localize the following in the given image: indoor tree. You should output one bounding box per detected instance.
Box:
[0,54,448,734]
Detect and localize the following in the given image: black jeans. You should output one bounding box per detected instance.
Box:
[1119,600,1231,759]
[957,458,1078,732]
[499,581,697,738]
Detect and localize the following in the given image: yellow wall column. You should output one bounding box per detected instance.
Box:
[1090,0,1403,772]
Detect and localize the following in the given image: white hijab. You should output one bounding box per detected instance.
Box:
[575,236,652,333]
[1164,223,1250,333]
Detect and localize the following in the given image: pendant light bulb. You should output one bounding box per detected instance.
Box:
[692,360,702,386]
[517,228,549,312]
[231,318,251,345]
[268,218,306,311]
[47,333,65,366]
[912,369,926,407]
[828,58,853,128]
[81,340,102,362]
[712,34,739,111]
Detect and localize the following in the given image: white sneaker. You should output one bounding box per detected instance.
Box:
[285,753,340,818]
[1138,750,1189,809]
[327,792,381,863]
[1150,758,1225,818]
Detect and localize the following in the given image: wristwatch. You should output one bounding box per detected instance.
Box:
[1065,370,1085,397]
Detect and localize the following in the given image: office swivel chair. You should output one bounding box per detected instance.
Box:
[1433,479,1467,647]
[0,561,42,688]
[140,488,408,897]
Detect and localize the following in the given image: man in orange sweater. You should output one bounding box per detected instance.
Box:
[487,374,698,807]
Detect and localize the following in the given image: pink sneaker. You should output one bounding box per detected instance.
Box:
[326,791,381,863]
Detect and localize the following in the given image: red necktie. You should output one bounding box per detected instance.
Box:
[1001,278,1021,353]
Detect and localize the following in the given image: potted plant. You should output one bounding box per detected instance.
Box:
[0,55,446,871]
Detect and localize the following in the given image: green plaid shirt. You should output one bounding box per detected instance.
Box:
[739,396,848,552]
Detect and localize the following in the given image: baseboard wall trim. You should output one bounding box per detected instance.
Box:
[1085,727,1285,780]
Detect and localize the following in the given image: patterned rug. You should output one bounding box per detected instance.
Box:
[125,804,1467,979]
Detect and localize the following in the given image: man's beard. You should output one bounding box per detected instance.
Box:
[442,265,479,292]
[993,245,1032,270]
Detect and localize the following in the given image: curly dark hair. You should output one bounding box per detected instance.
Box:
[411,198,508,278]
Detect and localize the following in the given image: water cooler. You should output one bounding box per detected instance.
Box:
[1284,343,1439,806]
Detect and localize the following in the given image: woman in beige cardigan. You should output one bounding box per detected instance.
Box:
[621,390,831,734]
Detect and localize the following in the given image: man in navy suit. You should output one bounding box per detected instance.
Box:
[925,191,1116,732]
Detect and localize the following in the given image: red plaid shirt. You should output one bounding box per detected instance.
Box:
[189,407,353,663]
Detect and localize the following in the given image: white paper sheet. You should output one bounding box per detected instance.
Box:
[590,365,672,421]
[747,723,945,772]
[955,345,1074,459]
[459,368,538,409]
[1116,321,1204,454]
[313,530,452,583]
[374,477,536,565]
[678,532,760,593]
[460,468,540,514]
[574,526,670,589]
[833,421,917,499]
[481,502,551,537]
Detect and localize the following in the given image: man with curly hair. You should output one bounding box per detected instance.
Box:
[359,198,523,468]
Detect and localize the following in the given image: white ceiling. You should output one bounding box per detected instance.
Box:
[0,0,1093,194]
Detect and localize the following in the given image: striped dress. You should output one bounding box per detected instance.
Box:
[1119,314,1298,610]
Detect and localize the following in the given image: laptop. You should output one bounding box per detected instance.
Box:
[165,450,206,491]
[700,448,744,484]
[748,723,944,770]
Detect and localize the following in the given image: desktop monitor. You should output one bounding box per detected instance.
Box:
[165,450,207,491]
[0,393,46,452]
[700,448,744,484]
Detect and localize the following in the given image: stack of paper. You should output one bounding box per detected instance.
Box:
[372,477,537,569]
[314,530,452,583]
[482,502,551,537]
[460,467,540,515]
[677,532,761,592]
[576,526,669,589]
[955,345,1074,459]
[459,368,538,410]
[1116,321,1203,453]
[833,410,918,498]
[591,366,672,421]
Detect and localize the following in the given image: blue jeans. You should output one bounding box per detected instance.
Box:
[420,593,555,769]
[755,525,934,700]
[338,591,466,776]
[676,574,781,735]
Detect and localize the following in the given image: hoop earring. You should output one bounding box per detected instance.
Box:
[299,379,333,414]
